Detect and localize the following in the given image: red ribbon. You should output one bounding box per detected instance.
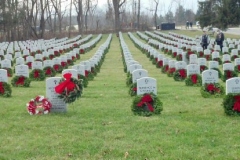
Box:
[137,94,154,112]
[80,49,84,54]
[158,61,163,67]
[226,70,232,79]
[207,84,215,91]
[191,74,197,84]
[237,65,240,71]
[179,69,186,78]
[53,64,59,71]
[233,95,240,112]
[45,68,52,75]
[16,76,25,85]
[34,70,40,78]
[27,62,32,69]
[169,68,176,74]
[55,73,75,94]
[0,82,4,94]
[164,65,169,72]
[132,87,137,91]
[85,70,89,77]
[61,62,67,67]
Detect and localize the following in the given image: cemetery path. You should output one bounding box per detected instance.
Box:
[78,34,133,118]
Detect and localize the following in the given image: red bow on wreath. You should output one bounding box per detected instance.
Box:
[179,69,186,78]
[191,74,197,84]
[207,84,215,91]
[53,64,59,71]
[0,82,5,94]
[55,73,75,95]
[16,76,25,85]
[85,70,89,77]
[233,95,240,112]
[137,94,154,112]
[45,68,52,75]
[34,70,40,78]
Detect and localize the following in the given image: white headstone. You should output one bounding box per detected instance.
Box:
[129,64,142,73]
[187,64,200,76]
[202,69,219,85]
[132,69,148,83]
[32,61,43,70]
[175,61,187,70]
[72,64,85,76]
[222,54,231,62]
[15,64,29,77]
[223,63,234,71]
[43,60,53,68]
[46,77,67,112]
[0,69,8,82]
[198,58,207,66]
[1,59,11,68]
[189,54,198,64]
[209,61,219,69]
[226,78,240,94]
[16,57,25,65]
[137,77,157,95]
[62,69,78,79]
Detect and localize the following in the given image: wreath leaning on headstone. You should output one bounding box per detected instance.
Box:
[131,93,163,117]
[11,75,31,87]
[222,93,240,116]
[0,82,12,97]
[200,83,224,98]
[55,73,83,104]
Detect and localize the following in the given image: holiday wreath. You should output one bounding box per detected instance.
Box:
[43,66,56,77]
[55,73,83,104]
[30,69,45,81]
[11,75,31,87]
[161,65,169,73]
[222,70,238,82]
[167,68,176,77]
[234,65,240,73]
[222,93,240,116]
[2,68,13,77]
[27,95,52,115]
[185,74,202,86]
[53,64,63,73]
[131,93,163,116]
[200,83,224,98]
[129,82,137,96]
[0,82,12,97]
[173,69,187,81]
[78,74,88,88]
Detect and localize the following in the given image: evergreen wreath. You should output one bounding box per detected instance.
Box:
[55,73,83,104]
[0,82,12,97]
[53,64,63,73]
[85,70,94,81]
[234,65,240,73]
[27,95,52,115]
[185,74,202,86]
[131,93,163,117]
[200,65,208,73]
[213,58,222,65]
[200,83,224,98]
[173,69,187,81]
[126,74,133,86]
[222,70,238,82]
[2,68,13,77]
[161,65,169,73]
[91,67,97,76]
[176,54,182,61]
[222,93,240,116]
[204,55,211,61]
[197,51,204,58]
[11,75,31,87]
[156,60,163,68]
[167,68,176,77]
[26,62,32,69]
[30,69,45,81]
[61,62,68,69]
[78,74,88,88]
[67,59,74,66]
[172,52,177,58]
[43,66,56,77]
[231,55,238,61]
[129,82,137,96]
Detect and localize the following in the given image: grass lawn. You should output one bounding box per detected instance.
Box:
[0,30,240,160]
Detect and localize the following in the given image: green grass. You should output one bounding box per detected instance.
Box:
[1,31,240,160]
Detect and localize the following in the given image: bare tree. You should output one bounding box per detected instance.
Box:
[73,0,83,34]
[153,0,159,29]
[137,0,140,29]
[112,0,126,32]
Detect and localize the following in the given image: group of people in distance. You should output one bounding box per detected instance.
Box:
[200,29,225,51]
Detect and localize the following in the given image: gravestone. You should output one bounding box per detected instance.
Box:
[15,64,29,77]
[43,60,53,68]
[212,51,220,60]
[52,57,61,65]
[14,52,22,59]
[0,69,8,82]
[1,59,11,68]
[72,64,85,76]
[15,57,25,66]
[62,69,78,79]
[137,77,157,95]
[198,58,207,66]
[129,64,142,73]
[222,54,231,62]
[226,77,240,94]
[132,69,148,83]
[234,58,240,66]
[209,61,219,69]
[169,60,176,69]
[46,77,67,112]
[175,61,187,70]
[32,61,43,70]
[189,54,198,64]
[202,69,219,85]
[5,54,13,61]
[80,61,91,71]
[187,64,200,76]
[223,63,234,71]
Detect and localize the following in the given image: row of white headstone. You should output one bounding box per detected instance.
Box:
[120,32,157,95]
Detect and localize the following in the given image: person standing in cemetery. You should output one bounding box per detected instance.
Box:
[189,22,193,29]
[201,30,209,50]
[215,29,224,51]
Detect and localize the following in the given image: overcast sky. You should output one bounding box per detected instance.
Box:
[97,0,198,15]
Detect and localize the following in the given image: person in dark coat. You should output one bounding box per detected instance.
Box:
[201,30,209,50]
[215,29,224,51]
